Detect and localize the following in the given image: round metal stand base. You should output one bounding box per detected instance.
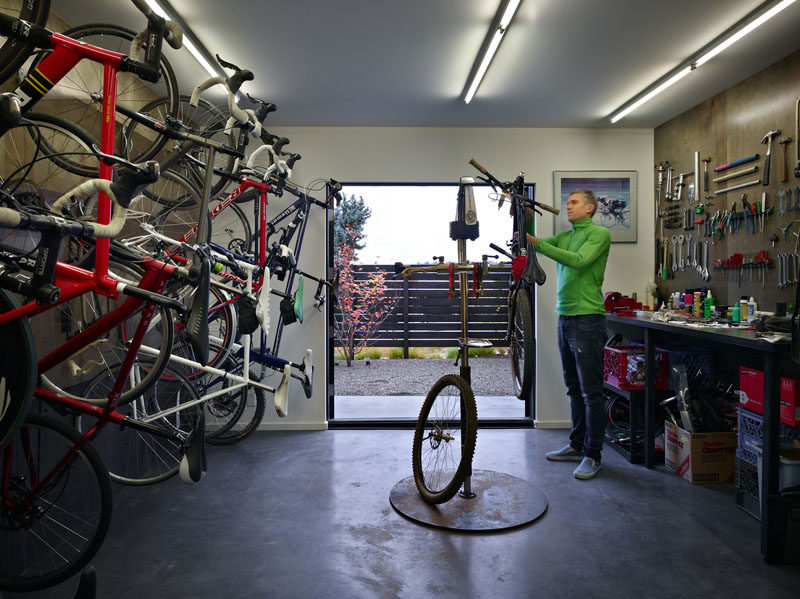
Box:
[389,469,548,532]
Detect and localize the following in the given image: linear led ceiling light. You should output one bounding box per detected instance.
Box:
[143,0,223,78]
[462,0,522,104]
[609,0,796,123]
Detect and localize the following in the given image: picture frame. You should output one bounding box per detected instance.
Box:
[552,171,638,242]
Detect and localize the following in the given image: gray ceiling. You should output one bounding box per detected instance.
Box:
[54,0,800,128]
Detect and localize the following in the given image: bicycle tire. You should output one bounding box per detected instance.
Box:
[197,355,250,440]
[122,94,239,197]
[31,22,179,162]
[79,361,202,485]
[0,413,112,592]
[510,285,535,400]
[208,199,252,255]
[0,0,50,85]
[206,358,266,446]
[0,289,35,449]
[412,374,477,504]
[38,260,175,405]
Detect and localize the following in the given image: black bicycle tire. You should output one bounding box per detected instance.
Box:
[207,199,252,255]
[31,22,179,162]
[80,361,201,485]
[39,261,176,405]
[200,355,250,440]
[0,0,50,85]
[510,284,535,400]
[207,362,266,446]
[0,289,35,449]
[412,374,478,504]
[22,111,100,178]
[122,94,237,197]
[0,413,112,592]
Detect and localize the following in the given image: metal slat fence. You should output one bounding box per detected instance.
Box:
[335,264,511,357]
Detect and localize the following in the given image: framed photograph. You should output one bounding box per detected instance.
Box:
[553,171,637,242]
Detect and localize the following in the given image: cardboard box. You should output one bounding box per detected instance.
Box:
[780,378,800,427]
[739,367,764,415]
[664,422,738,484]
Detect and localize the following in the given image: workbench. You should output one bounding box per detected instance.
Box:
[605,314,793,563]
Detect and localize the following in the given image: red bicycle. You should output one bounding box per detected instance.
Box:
[0,4,211,591]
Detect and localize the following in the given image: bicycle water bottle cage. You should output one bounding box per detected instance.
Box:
[0,93,21,136]
[522,243,546,286]
[184,256,211,366]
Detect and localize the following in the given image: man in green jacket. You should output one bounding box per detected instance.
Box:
[527,189,611,479]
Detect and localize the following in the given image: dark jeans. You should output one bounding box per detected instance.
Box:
[557,314,607,462]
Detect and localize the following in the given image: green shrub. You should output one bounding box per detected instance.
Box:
[388,348,404,359]
[355,348,383,360]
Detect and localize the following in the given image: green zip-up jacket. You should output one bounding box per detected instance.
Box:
[532,217,610,315]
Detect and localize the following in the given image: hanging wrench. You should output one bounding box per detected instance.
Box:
[794,187,800,211]
[685,234,692,267]
[692,241,698,269]
[702,240,709,281]
[671,235,678,272]
[794,253,799,285]
[779,190,786,216]
[677,234,685,270]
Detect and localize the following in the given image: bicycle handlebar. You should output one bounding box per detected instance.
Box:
[468,158,560,215]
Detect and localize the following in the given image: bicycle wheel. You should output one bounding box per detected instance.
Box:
[0,289,35,449]
[121,94,239,197]
[38,260,175,405]
[31,23,179,162]
[0,0,50,85]
[196,355,251,440]
[412,374,477,504]
[0,112,99,212]
[80,361,202,485]
[208,199,252,254]
[510,285,534,400]
[0,413,112,592]
[206,356,266,446]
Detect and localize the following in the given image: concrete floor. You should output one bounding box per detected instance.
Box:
[5,428,800,599]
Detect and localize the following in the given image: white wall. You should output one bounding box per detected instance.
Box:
[270,126,654,429]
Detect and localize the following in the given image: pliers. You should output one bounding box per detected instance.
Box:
[741,194,754,234]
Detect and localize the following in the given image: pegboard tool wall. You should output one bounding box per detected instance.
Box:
[654,48,800,312]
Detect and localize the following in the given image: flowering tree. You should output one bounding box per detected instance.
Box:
[334,228,398,366]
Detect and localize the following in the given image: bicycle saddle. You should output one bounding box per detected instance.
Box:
[184,255,211,366]
[522,243,546,286]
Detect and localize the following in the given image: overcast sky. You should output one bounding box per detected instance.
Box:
[343,184,524,265]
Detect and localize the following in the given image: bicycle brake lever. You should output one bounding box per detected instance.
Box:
[90,144,149,172]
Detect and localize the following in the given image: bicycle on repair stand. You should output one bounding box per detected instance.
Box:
[469,158,557,400]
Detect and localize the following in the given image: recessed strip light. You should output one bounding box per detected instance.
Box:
[462,0,521,104]
[609,0,795,123]
[142,0,223,78]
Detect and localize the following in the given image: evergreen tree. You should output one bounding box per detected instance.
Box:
[334,194,371,254]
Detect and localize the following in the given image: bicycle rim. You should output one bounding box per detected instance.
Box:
[510,285,534,400]
[38,260,175,405]
[208,199,252,255]
[80,362,201,485]
[30,23,179,162]
[207,357,266,446]
[0,413,112,592]
[412,374,477,504]
[0,0,50,85]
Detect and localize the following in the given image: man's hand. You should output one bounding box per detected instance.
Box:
[526,233,539,244]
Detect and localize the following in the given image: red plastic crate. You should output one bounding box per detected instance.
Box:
[603,346,668,390]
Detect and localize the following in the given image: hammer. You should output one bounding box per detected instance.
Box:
[780,137,792,183]
[762,129,780,185]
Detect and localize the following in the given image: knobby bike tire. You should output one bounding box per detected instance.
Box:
[510,284,535,400]
[38,260,176,405]
[80,361,202,485]
[122,94,240,197]
[0,0,50,85]
[0,413,112,592]
[0,289,35,449]
[412,374,478,504]
[30,23,179,162]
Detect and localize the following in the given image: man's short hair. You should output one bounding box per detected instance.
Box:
[570,189,598,217]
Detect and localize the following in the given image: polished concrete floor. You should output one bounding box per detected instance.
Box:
[5,427,800,599]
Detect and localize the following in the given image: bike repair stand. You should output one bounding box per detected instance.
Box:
[390,177,547,532]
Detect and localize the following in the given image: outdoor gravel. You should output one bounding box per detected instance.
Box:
[334,356,515,396]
